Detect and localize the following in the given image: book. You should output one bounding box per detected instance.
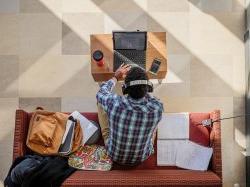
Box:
[70,111,98,145]
[158,113,189,140]
[157,112,213,171]
[59,120,76,155]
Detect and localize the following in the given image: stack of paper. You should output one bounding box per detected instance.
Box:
[157,113,213,171]
[158,113,189,140]
[70,111,98,145]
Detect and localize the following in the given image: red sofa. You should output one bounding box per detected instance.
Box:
[13,109,222,187]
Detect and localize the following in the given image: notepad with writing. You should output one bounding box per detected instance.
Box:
[158,113,189,140]
[157,112,213,171]
[176,141,213,171]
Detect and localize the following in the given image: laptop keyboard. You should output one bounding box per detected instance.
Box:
[113,50,146,72]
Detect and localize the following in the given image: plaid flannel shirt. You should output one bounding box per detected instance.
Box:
[96,78,163,165]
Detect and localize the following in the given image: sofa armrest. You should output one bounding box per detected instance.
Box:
[210,110,222,179]
[13,109,29,161]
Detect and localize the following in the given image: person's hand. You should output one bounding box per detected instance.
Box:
[114,64,131,80]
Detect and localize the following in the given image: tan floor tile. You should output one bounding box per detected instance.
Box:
[62,0,102,13]
[104,12,147,33]
[0,14,18,55]
[148,0,189,12]
[20,0,62,13]
[90,0,147,12]
[189,12,244,55]
[153,54,190,97]
[62,22,90,55]
[0,98,18,182]
[19,13,62,55]
[19,97,61,112]
[190,55,234,97]
[62,13,103,54]
[61,97,98,112]
[55,55,99,97]
[147,13,189,55]
[19,55,99,97]
[189,0,233,12]
[0,0,19,13]
[0,55,19,97]
[63,13,104,34]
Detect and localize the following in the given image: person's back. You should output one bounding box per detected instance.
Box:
[96,65,163,165]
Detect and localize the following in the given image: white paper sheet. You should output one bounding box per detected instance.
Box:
[158,113,189,140]
[176,141,213,171]
[70,111,98,145]
[157,140,186,166]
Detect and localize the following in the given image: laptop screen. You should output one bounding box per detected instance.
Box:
[113,31,147,50]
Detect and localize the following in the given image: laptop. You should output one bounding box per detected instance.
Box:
[113,31,147,72]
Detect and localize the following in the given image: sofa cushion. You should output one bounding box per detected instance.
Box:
[27,112,211,170]
[62,170,222,187]
[189,113,210,147]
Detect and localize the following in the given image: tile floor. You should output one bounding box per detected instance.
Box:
[0,0,246,186]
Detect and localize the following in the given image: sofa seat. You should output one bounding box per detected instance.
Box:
[63,170,221,187]
[13,110,222,187]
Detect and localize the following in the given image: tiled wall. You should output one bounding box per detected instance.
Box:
[0,0,246,186]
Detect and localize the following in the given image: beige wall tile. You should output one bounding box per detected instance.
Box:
[104,12,147,33]
[19,13,62,55]
[19,97,61,112]
[61,97,97,112]
[148,0,189,12]
[0,14,18,55]
[190,55,234,97]
[0,98,18,182]
[0,0,19,13]
[0,55,19,97]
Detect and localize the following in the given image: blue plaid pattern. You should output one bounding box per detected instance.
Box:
[96,78,163,165]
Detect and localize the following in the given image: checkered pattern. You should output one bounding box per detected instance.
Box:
[96,78,163,165]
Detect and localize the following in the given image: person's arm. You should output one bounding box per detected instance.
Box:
[96,64,131,112]
[96,77,117,112]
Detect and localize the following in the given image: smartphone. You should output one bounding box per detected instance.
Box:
[149,58,161,75]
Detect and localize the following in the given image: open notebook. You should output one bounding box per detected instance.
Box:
[157,113,213,171]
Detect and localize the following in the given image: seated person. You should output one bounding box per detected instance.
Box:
[96,64,163,165]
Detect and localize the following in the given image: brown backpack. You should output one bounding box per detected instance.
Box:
[26,109,83,155]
